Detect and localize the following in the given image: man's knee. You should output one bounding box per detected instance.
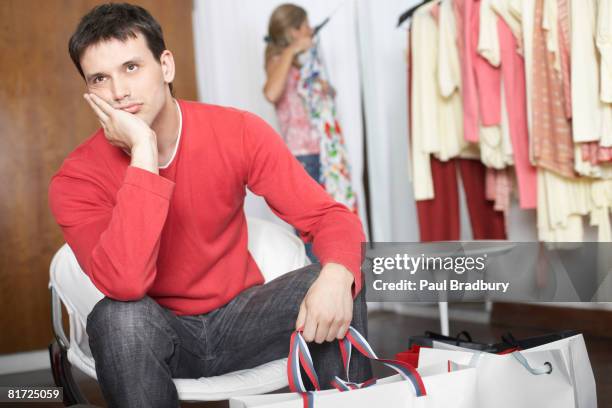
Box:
[279,262,322,296]
[86,296,170,348]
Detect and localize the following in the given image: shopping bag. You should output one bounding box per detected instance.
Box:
[419,346,576,408]
[406,331,503,352]
[408,329,579,353]
[395,344,422,367]
[427,332,596,408]
[524,334,596,408]
[498,330,579,350]
[230,326,477,408]
[397,331,511,366]
[229,369,476,408]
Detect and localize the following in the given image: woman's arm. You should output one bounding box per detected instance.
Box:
[263,37,312,103]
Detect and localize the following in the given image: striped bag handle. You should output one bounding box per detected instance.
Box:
[287,326,427,408]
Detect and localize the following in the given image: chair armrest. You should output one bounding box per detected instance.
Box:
[50,286,70,350]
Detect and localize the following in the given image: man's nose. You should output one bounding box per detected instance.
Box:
[110,77,130,102]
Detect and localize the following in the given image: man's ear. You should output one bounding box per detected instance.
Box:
[160,50,175,84]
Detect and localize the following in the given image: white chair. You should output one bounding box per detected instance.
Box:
[49,217,309,405]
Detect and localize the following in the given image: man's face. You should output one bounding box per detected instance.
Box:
[80,32,174,126]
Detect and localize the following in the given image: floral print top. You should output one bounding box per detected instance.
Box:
[274,66,321,156]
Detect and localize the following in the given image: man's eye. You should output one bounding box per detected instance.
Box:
[127,64,138,72]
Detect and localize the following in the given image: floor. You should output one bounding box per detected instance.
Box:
[1,309,610,407]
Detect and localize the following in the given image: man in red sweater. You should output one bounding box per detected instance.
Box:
[48,3,371,407]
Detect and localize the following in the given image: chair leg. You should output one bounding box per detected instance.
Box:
[49,340,89,406]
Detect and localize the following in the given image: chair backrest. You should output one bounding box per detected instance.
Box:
[245,217,310,282]
[49,217,309,344]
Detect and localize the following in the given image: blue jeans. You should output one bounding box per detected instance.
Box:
[86,263,371,408]
[296,153,321,185]
[295,154,321,263]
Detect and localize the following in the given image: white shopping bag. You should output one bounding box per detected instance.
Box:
[419,346,576,408]
[230,327,477,408]
[528,335,597,408]
[230,368,476,408]
[431,334,596,408]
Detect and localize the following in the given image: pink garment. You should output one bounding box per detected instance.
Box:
[531,0,575,178]
[485,168,512,214]
[499,18,537,209]
[558,0,572,119]
[275,66,320,156]
[454,0,502,141]
[581,143,612,164]
[454,0,477,141]
[473,7,502,127]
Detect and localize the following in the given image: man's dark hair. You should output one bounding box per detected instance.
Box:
[68,3,173,93]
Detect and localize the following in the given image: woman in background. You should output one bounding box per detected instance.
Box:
[263,4,331,262]
[263,4,323,183]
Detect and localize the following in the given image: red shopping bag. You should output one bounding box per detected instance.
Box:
[395,344,428,368]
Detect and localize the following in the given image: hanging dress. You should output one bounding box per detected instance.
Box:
[296,39,358,212]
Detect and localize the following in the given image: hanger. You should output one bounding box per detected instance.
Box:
[313,0,347,37]
[265,1,343,43]
[397,0,435,27]
[313,17,330,37]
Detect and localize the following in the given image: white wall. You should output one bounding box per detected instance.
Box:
[356,0,419,242]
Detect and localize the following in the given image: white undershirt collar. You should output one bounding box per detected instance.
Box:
[159,99,182,169]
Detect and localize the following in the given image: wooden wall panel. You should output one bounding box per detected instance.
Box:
[0,0,197,354]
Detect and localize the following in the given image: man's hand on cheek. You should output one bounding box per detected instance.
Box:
[83,92,155,150]
[295,263,354,344]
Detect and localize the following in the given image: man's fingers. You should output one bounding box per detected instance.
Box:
[302,313,318,343]
[98,120,109,137]
[326,320,342,342]
[337,300,353,339]
[314,319,331,344]
[295,301,307,331]
[84,94,109,123]
[87,92,115,117]
[336,322,350,340]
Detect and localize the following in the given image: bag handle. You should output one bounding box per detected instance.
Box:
[337,327,427,396]
[425,330,473,344]
[287,326,427,406]
[511,351,553,375]
[460,348,553,376]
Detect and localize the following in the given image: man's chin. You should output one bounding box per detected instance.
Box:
[136,112,154,125]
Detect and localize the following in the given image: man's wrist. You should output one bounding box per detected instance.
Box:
[130,133,159,174]
[132,129,157,147]
[320,262,354,288]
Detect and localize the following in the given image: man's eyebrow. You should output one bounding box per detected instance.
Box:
[85,58,145,82]
[122,57,145,67]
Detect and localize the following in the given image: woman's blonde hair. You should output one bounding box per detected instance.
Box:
[264,4,307,67]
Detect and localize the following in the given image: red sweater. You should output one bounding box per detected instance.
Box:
[49,100,364,315]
